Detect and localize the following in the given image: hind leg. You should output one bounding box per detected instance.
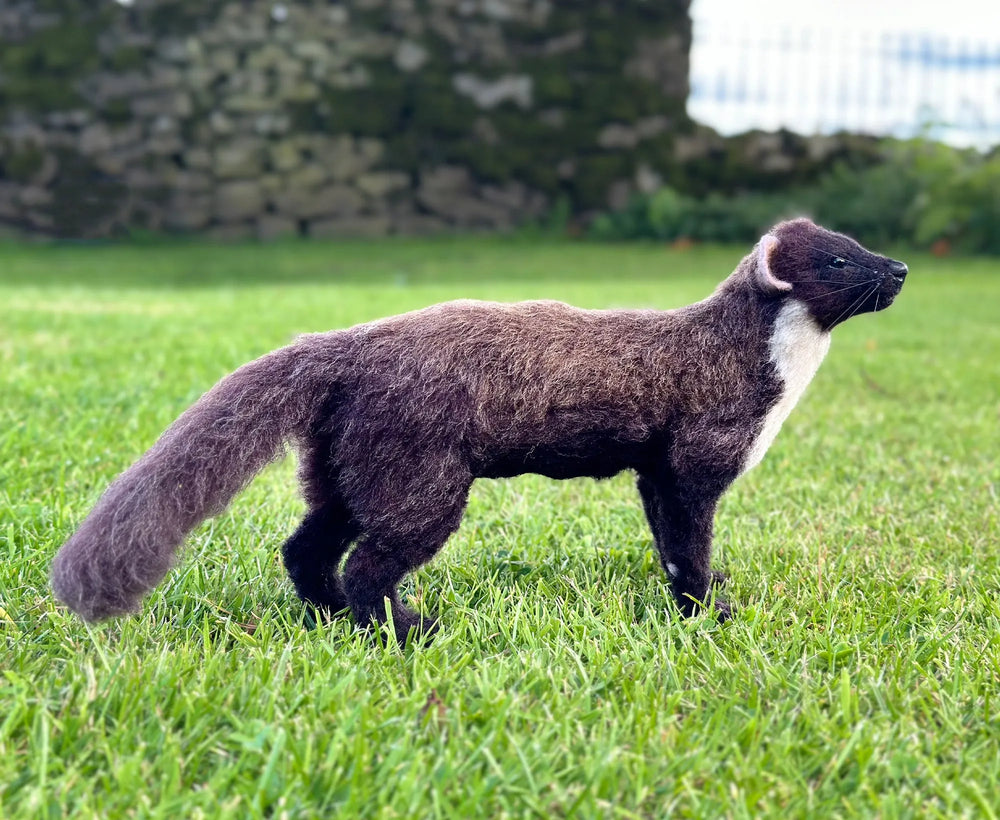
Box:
[342,536,441,641]
[340,454,471,642]
[282,500,359,613]
[283,439,358,613]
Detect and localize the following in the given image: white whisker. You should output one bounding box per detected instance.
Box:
[799,279,880,302]
[829,282,879,327]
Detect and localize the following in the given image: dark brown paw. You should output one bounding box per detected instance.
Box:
[356,603,439,646]
[393,613,439,646]
[301,598,349,629]
[712,598,733,621]
[675,591,733,621]
[710,570,728,588]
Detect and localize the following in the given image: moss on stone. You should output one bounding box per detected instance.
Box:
[142,0,227,36]
[0,0,705,234]
[0,140,46,183]
[309,2,693,212]
[667,130,884,198]
[103,98,133,126]
[0,22,102,112]
[45,149,129,237]
[321,62,410,137]
[108,45,148,73]
[571,154,632,210]
[409,78,480,139]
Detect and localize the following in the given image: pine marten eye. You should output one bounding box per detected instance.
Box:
[828,257,848,269]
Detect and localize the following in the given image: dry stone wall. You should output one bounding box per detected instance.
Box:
[0,0,693,239]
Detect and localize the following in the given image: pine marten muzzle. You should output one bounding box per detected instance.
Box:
[51,219,907,640]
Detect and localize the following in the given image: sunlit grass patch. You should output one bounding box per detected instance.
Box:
[1,237,998,818]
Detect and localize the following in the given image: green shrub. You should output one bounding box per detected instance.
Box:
[588,138,1000,254]
[804,154,923,245]
[911,148,1000,254]
[590,187,794,243]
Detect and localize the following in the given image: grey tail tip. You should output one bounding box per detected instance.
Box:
[49,342,317,622]
[50,556,140,622]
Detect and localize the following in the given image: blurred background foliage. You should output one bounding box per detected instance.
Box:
[0,0,998,252]
[589,139,1000,254]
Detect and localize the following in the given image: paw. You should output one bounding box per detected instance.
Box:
[302,600,349,629]
[299,584,349,628]
[674,591,733,621]
[354,602,439,646]
[710,570,728,588]
[712,598,733,622]
[393,613,439,646]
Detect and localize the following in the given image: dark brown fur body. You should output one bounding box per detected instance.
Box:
[51,220,907,639]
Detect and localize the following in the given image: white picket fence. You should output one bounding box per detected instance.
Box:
[688,13,1000,149]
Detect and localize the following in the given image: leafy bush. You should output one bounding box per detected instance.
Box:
[909,147,1000,254]
[589,138,1000,254]
[803,149,925,245]
[591,187,787,242]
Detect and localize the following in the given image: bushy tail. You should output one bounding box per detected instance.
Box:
[51,342,328,620]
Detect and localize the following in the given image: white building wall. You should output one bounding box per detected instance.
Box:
[688,0,1000,149]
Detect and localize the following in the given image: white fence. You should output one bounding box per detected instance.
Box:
[688,16,1000,149]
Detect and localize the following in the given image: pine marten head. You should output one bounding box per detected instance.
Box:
[754,218,908,330]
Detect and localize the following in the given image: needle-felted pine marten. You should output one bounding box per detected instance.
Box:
[51,219,907,640]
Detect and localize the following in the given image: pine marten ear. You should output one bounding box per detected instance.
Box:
[755,234,793,294]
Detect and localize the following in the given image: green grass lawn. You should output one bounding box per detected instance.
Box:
[1,237,998,818]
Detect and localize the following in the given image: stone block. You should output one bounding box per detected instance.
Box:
[214,180,264,222]
[269,140,303,172]
[417,166,511,227]
[260,174,286,195]
[167,170,213,194]
[279,79,320,102]
[79,123,113,157]
[452,73,533,109]
[224,95,279,114]
[271,184,364,220]
[395,40,429,72]
[19,186,52,208]
[256,215,300,240]
[253,112,291,136]
[147,132,184,157]
[293,41,333,62]
[213,138,265,179]
[310,136,382,182]
[184,147,213,171]
[0,183,20,219]
[130,91,192,119]
[165,194,212,230]
[246,43,288,71]
[288,163,330,189]
[597,123,639,150]
[356,171,411,198]
[626,33,689,99]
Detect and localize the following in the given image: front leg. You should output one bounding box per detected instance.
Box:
[637,473,730,619]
